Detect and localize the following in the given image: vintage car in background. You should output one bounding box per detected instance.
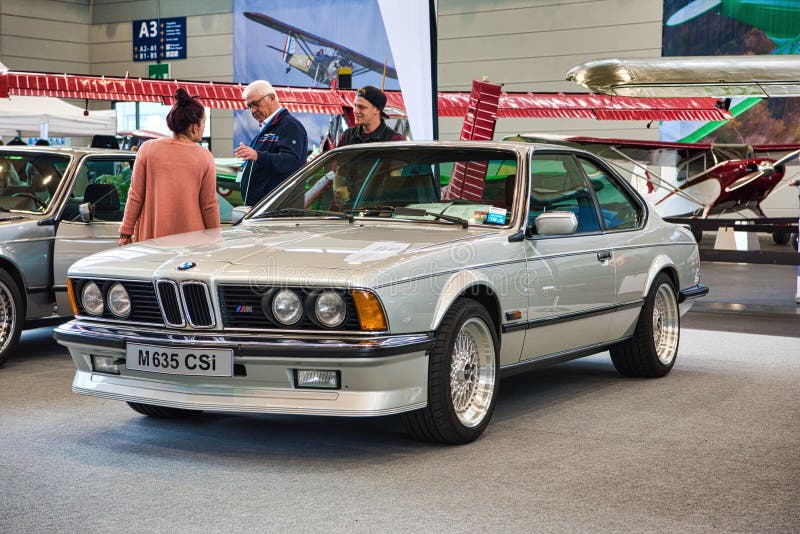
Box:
[0,146,243,366]
[55,141,708,444]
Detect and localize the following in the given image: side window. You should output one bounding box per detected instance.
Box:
[529,154,600,234]
[63,158,134,222]
[578,157,642,230]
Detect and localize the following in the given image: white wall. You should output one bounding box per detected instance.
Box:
[0,0,667,152]
[437,0,664,140]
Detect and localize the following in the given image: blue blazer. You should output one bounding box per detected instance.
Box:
[241,108,308,206]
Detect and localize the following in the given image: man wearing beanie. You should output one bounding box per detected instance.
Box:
[333,86,403,206]
[338,86,403,146]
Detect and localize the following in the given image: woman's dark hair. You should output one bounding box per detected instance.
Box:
[166,88,204,135]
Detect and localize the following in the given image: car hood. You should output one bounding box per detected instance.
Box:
[68,221,503,285]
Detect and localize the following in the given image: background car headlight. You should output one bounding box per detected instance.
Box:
[272,289,303,325]
[81,281,104,316]
[107,282,131,318]
[315,291,346,327]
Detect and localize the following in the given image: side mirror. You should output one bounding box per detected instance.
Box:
[78,202,93,223]
[231,205,251,224]
[535,211,578,235]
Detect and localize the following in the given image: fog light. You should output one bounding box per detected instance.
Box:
[294,369,340,389]
[91,355,120,375]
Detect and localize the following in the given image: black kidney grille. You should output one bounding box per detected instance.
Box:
[218,285,360,331]
[156,280,183,326]
[181,282,214,327]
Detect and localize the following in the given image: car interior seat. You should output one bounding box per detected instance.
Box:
[84,183,120,221]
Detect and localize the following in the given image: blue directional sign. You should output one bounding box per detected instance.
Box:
[132,17,186,62]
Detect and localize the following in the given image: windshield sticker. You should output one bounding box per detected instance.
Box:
[345,241,410,264]
[486,207,507,225]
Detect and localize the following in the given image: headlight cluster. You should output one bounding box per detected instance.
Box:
[265,288,348,328]
[79,281,131,318]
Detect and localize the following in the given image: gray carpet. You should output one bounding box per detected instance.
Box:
[1,325,798,533]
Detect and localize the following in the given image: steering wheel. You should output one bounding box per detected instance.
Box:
[11,192,48,209]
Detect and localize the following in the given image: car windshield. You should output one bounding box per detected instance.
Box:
[251,147,519,227]
[0,152,71,213]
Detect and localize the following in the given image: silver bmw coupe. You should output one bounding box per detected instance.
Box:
[56,141,708,444]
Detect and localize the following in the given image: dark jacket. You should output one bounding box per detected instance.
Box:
[337,121,403,146]
[241,108,308,206]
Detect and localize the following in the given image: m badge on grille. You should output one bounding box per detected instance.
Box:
[176,261,197,271]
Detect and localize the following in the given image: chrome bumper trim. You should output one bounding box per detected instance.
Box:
[55,320,433,359]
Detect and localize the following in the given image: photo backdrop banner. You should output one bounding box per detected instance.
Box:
[662,0,800,144]
[233,0,435,151]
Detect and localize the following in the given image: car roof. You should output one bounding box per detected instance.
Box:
[327,139,595,156]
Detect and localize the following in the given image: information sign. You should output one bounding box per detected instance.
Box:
[132,17,187,62]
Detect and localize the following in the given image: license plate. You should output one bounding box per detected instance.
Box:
[126,343,233,377]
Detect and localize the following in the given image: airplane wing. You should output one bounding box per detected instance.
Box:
[243,12,398,79]
[438,92,730,121]
[566,56,800,98]
[0,69,731,121]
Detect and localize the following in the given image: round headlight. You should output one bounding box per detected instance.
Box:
[81,281,104,316]
[315,291,346,328]
[107,282,131,318]
[271,289,303,325]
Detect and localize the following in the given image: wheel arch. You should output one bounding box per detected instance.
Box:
[0,256,27,300]
[643,255,679,297]
[430,272,501,339]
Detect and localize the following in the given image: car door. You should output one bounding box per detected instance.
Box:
[521,152,615,360]
[576,155,649,341]
[53,154,136,314]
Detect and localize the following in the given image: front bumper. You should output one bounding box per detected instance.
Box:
[55,320,433,417]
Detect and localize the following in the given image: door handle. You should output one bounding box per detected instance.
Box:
[597,250,612,262]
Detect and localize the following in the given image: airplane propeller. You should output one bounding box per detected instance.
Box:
[724,149,800,192]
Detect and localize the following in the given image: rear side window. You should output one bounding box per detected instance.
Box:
[578,157,642,230]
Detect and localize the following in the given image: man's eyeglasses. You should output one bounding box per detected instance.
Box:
[246,94,270,109]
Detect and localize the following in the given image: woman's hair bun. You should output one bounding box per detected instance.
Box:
[173,88,192,105]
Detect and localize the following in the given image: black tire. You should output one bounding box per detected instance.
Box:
[690,227,703,243]
[791,232,799,252]
[127,401,203,418]
[403,298,499,444]
[772,230,790,245]
[0,269,24,367]
[610,273,680,378]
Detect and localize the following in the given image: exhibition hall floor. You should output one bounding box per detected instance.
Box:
[1,262,797,533]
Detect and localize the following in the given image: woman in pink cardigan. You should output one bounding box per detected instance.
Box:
[118,88,220,246]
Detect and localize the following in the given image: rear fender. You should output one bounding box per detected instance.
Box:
[644,254,677,296]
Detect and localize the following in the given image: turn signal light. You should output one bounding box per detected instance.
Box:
[351,289,388,331]
[66,278,79,315]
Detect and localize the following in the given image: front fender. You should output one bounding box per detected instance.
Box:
[429,270,498,331]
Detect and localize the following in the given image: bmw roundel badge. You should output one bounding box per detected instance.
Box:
[176,261,197,271]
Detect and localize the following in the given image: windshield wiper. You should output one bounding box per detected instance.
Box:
[254,208,354,222]
[394,207,469,228]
